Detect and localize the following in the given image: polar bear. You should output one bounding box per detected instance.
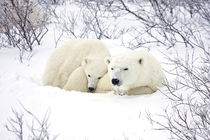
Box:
[95,50,165,95]
[43,39,110,92]
[63,67,88,92]
[95,73,155,95]
[63,56,108,92]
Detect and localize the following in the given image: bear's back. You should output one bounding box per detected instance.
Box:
[119,49,165,89]
[73,39,110,58]
[134,50,165,88]
[58,39,109,59]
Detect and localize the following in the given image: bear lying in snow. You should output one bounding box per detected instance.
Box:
[43,39,110,92]
[63,49,165,95]
[95,73,155,95]
[95,50,165,95]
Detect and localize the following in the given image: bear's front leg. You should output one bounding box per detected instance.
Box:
[114,90,128,96]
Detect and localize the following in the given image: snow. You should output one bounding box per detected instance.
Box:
[1,0,209,139]
[0,30,171,139]
[0,2,183,139]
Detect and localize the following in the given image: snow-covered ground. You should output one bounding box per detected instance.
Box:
[0,25,174,139]
[1,0,209,139]
[3,1,207,139]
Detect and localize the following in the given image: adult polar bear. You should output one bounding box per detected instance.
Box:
[43,39,110,92]
[95,50,165,95]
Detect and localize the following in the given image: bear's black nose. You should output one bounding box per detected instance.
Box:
[88,87,95,92]
[112,78,119,85]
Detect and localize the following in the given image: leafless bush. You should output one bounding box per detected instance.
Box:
[79,0,208,49]
[5,109,24,140]
[0,0,50,62]
[54,0,128,42]
[108,0,209,49]
[39,0,65,5]
[5,104,58,140]
[55,0,209,49]
[147,47,210,140]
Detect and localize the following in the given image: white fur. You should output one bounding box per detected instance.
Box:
[43,39,110,92]
[95,73,113,93]
[95,73,155,95]
[96,50,165,95]
[82,57,108,90]
[63,67,88,92]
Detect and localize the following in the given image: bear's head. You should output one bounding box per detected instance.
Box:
[105,55,143,92]
[82,57,108,92]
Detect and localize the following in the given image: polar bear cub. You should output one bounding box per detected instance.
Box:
[43,39,110,92]
[96,50,165,95]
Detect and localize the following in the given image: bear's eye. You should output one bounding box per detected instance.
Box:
[98,77,102,79]
[88,74,91,77]
[124,68,128,71]
[111,68,114,70]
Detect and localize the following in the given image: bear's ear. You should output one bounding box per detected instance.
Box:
[104,57,111,65]
[82,57,91,66]
[139,58,142,64]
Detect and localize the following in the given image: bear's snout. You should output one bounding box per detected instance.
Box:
[112,78,120,85]
[88,87,95,92]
